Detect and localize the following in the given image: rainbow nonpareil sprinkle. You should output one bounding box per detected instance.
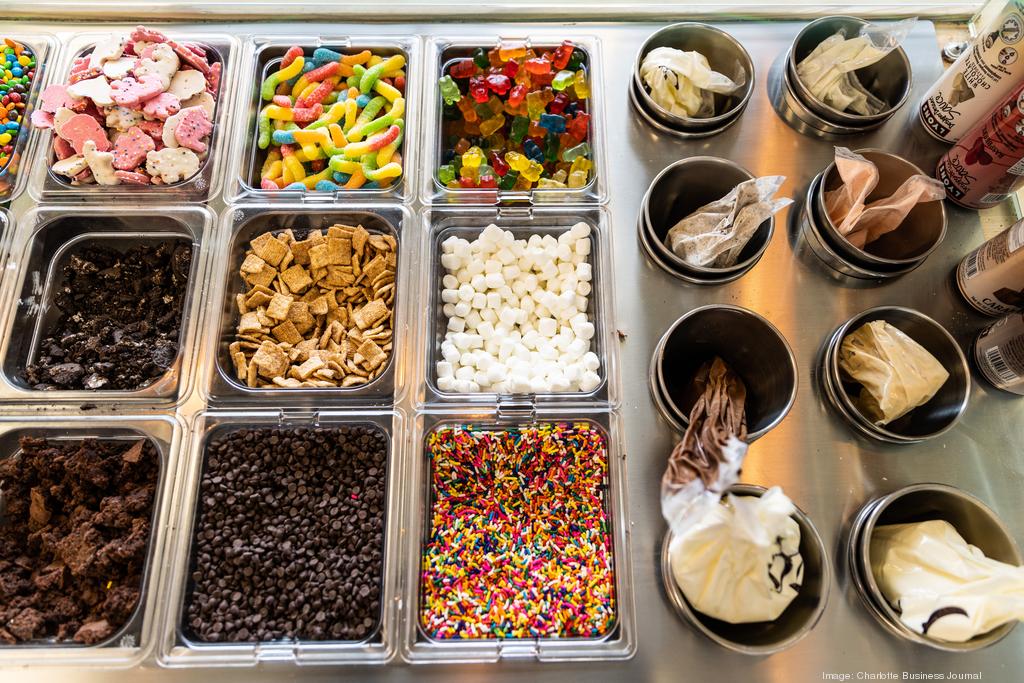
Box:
[420,421,616,640]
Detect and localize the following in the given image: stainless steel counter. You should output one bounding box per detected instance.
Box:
[3,17,1024,683]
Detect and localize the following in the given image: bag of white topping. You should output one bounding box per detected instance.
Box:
[838,320,949,425]
[796,18,916,115]
[669,486,804,624]
[640,47,745,118]
[871,520,1024,642]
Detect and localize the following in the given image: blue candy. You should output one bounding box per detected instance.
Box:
[332,172,351,183]
[315,179,343,191]
[285,181,306,190]
[539,113,566,134]
[271,129,297,145]
[523,139,544,163]
[313,47,344,67]
[356,94,371,108]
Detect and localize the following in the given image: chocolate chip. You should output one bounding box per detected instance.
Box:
[183,425,388,643]
[23,239,193,391]
[0,437,159,644]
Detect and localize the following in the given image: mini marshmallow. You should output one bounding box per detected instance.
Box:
[453,301,471,318]
[447,317,465,333]
[442,303,456,318]
[457,284,474,302]
[471,292,487,309]
[442,274,459,289]
[470,273,486,291]
[441,288,458,304]
[437,361,454,378]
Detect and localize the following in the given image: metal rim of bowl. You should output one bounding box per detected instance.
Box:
[632,22,756,129]
[801,172,919,280]
[824,306,971,443]
[641,157,774,278]
[816,149,947,268]
[628,78,744,139]
[660,483,831,655]
[652,303,799,441]
[786,15,913,127]
[849,483,1022,652]
[636,214,737,285]
[647,332,690,434]
[777,55,883,136]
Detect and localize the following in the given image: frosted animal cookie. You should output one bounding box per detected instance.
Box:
[82,140,120,185]
[161,105,204,148]
[110,74,165,107]
[39,84,77,114]
[53,136,75,160]
[105,105,145,131]
[115,170,151,185]
[168,69,206,101]
[88,35,125,70]
[112,126,156,170]
[67,76,114,107]
[59,114,111,154]
[146,147,201,184]
[142,92,181,120]
[174,107,213,153]
[102,56,136,80]
[51,154,90,179]
[134,43,180,89]
[180,91,215,118]
[53,108,77,137]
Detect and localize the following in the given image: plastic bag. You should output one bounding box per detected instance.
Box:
[838,320,949,425]
[872,520,1024,642]
[664,176,791,268]
[640,47,745,118]
[825,147,945,248]
[668,487,804,624]
[796,18,916,114]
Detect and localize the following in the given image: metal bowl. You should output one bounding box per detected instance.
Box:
[786,16,912,131]
[633,22,755,136]
[822,306,970,443]
[817,149,946,269]
[650,304,797,440]
[640,157,773,284]
[661,484,830,655]
[799,172,921,281]
[849,484,1022,651]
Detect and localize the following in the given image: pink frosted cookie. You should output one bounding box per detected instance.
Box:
[112,126,156,170]
[60,114,111,155]
[142,92,181,120]
[173,107,213,153]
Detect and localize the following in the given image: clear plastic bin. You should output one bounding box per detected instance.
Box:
[416,205,618,408]
[0,412,184,668]
[200,203,413,407]
[0,207,12,278]
[0,31,57,204]
[0,204,215,406]
[401,409,635,663]
[224,34,421,205]
[27,30,239,203]
[422,34,605,206]
[158,409,404,667]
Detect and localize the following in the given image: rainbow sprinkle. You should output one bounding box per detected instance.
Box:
[420,421,616,640]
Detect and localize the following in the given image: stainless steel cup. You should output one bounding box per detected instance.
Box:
[661,484,830,655]
[640,157,773,284]
[848,483,1022,651]
[821,306,970,443]
[632,23,754,138]
[817,149,946,269]
[784,16,912,134]
[799,171,922,281]
[650,304,797,440]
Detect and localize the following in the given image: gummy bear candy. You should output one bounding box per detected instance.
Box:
[439,75,462,105]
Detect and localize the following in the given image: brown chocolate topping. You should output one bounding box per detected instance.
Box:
[663,357,747,491]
